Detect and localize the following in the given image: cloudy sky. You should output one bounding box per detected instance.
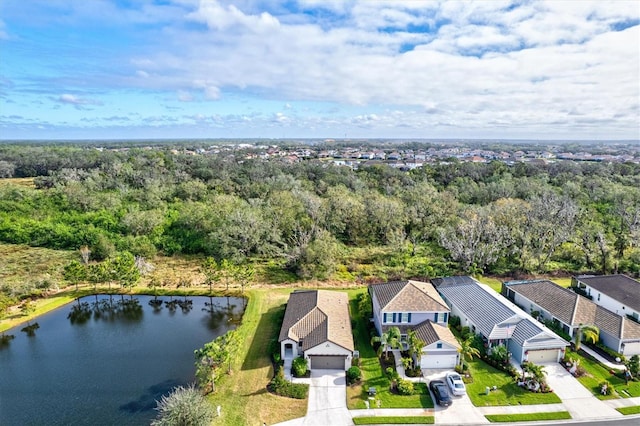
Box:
[1,0,639,140]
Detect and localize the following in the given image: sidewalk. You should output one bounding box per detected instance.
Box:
[580,345,627,370]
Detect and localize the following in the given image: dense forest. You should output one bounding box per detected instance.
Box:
[0,143,639,290]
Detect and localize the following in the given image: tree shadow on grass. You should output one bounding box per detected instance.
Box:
[119,379,185,413]
[241,305,285,372]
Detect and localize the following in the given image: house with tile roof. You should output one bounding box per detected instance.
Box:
[369,280,459,368]
[278,290,354,371]
[503,279,640,356]
[572,275,640,323]
[432,276,568,364]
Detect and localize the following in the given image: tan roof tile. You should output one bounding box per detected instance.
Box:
[278,290,354,352]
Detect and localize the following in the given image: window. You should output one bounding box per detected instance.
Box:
[400,313,410,323]
[436,343,443,349]
[433,312,439,322]
[383,313,390,323]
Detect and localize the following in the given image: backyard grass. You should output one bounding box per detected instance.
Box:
[485,411,571,422]
[206,287,307,426]
[466,359,561,406]
[476,276,503,293]
[347,290,434,410]
[563,349,640,399]
[353,416,435,424]
[617,405,640,415]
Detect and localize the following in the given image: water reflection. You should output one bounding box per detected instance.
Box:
[67,295,143,324]
[119,379,184,413]
[0,294,245,426]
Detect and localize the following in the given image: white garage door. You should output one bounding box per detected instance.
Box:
[310,355,346,370]
[527,349,559,363]
[622,341,640,356]
[421,353,458,369]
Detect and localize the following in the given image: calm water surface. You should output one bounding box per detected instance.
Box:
[0,294,244,426]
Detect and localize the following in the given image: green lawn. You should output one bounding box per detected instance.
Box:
[476,276,503,293]
[563,349,640,399]
[617,405,640,415]
[353,416,434,424]
[203,288,308,426]
[346,290,434,410]
[466,359,561,406]
[485,411,571,422]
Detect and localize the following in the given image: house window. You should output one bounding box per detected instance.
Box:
[400,313,410,323]
[383,313,390,323]
[436,343,443,349]
[433,313,439,322]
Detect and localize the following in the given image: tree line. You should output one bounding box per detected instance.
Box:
[0,143,638,281]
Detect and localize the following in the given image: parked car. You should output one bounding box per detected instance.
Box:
[445,372,466,396]
[429,379,452,407]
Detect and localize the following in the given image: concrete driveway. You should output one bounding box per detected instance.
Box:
[542,362,622,420]
[275,369,353,426]
[423,370,488,424]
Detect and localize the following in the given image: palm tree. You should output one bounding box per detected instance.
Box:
[458,336,480,367]
[574,324,599,351]
[371,326,401,360]
[407,329,426,369]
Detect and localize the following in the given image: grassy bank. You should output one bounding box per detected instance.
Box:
[485,411,571,422]
[353,415,434,424]
[206,288,307,426]
[617,405,640,415]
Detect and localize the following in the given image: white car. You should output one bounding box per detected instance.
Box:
[446,372,466,396]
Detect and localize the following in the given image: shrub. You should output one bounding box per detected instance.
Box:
[151,384,215,426]
[386,366,399,380]
[449,315,461,329]
[599,381,613,396]
[292,356,308,377]
[268,366,309,399]
[347,366,361,385]
[396,378,414,395]
[460,326,471,339]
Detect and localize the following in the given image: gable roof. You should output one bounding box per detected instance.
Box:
[435,276,567,348]
[413,320,461,350]
[435,276,516,338]
[278,290,354,352]
[574,274,640,312]
[504,279,640,341]
[370,280,449,312]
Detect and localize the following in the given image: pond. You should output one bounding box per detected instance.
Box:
[0,294,245,426]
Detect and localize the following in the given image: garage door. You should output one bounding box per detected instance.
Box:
[527,349,559,363]
[421,353,458,369]
[622,341,640,356]
[310,355,346,370]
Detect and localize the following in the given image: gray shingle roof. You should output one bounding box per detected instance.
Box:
[370,280,449,312]
[504,279,640,341]
[505,280,578,324]
[278,290,354,352]
[575,274,640,312]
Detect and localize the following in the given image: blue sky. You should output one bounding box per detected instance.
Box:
[1,0,639,140]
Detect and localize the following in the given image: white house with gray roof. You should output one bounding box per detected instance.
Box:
[278,290,354,371]
[572,275,640,324]
[432,276,568,364]
[369,280,459,368]
[504,279,640,356]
